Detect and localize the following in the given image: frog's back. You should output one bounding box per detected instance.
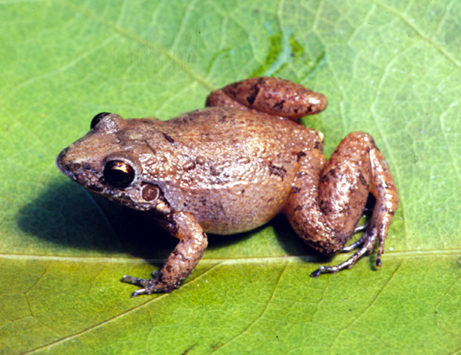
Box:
[145,107,323,234]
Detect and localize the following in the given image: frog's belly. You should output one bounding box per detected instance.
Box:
[165,181,292,235]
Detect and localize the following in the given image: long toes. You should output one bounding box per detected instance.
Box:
[122,275,154,288]
[130,287,156,297]
[310,267,325,277]
[341,234,367,253]
[310,263,344,277]
[354,222,368,234]
[313,228,380,277]
[131,288,147,297]
[375,223,388,267]
[121,275,143,286]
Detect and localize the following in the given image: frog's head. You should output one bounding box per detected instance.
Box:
[56,113,164,213]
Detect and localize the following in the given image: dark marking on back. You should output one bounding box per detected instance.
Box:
[268,162,287,180]
[297,151,306,162]
[144,139,157,154]
[162,132,175,143]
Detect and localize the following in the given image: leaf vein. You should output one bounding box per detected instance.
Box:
[21,262,221,354]
[208,263,287,354]
[57,0,214,91]
[330,260,403,351]
[374,1,461,70]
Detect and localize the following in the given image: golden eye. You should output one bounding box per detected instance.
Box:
[103,160,135,188]
[91,112,111,129]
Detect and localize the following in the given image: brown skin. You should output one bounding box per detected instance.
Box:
[56,77,399,297]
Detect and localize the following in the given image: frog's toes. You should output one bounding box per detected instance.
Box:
[311,226,379,277]
[121,275,154,288]
[341,234,366,253]
[310,266,329,278]
[121,275,160,297]
[354,222,369,234]
[130,286,156,298]
[121,274,176,296]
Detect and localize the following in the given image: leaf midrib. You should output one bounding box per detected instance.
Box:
[1,249,460,264]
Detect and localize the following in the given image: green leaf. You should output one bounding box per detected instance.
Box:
[1,0,460,354]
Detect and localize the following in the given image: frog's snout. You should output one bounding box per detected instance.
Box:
[56,147,73,178]
[56,146,87,182]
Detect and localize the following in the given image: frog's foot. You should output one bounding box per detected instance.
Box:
[122,212,208,297]
[311,226,378,277]
[122,273,173,297]
[311,198,394,277]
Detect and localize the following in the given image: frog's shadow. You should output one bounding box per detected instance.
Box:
[17,180,171,259]
[18,180,326,264]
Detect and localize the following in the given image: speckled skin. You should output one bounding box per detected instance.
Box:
[56,77,398,297]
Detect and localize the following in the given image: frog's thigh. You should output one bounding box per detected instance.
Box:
[284,132,398,256]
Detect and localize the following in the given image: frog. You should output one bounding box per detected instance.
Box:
[56,77,399,297]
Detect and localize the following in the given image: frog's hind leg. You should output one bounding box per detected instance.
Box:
[284,132,398,276]
[206,77,327,120]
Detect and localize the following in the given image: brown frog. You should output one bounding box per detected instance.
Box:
[56,77,399,297]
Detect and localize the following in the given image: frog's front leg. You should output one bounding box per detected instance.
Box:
[122,212,208,297]
[284,132,399,276]
[206,77,327,120]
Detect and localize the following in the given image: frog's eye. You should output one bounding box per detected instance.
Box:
[103,160,135,188]
[91,112,111,129]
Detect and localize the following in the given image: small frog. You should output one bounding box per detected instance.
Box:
[56,77,398,297]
